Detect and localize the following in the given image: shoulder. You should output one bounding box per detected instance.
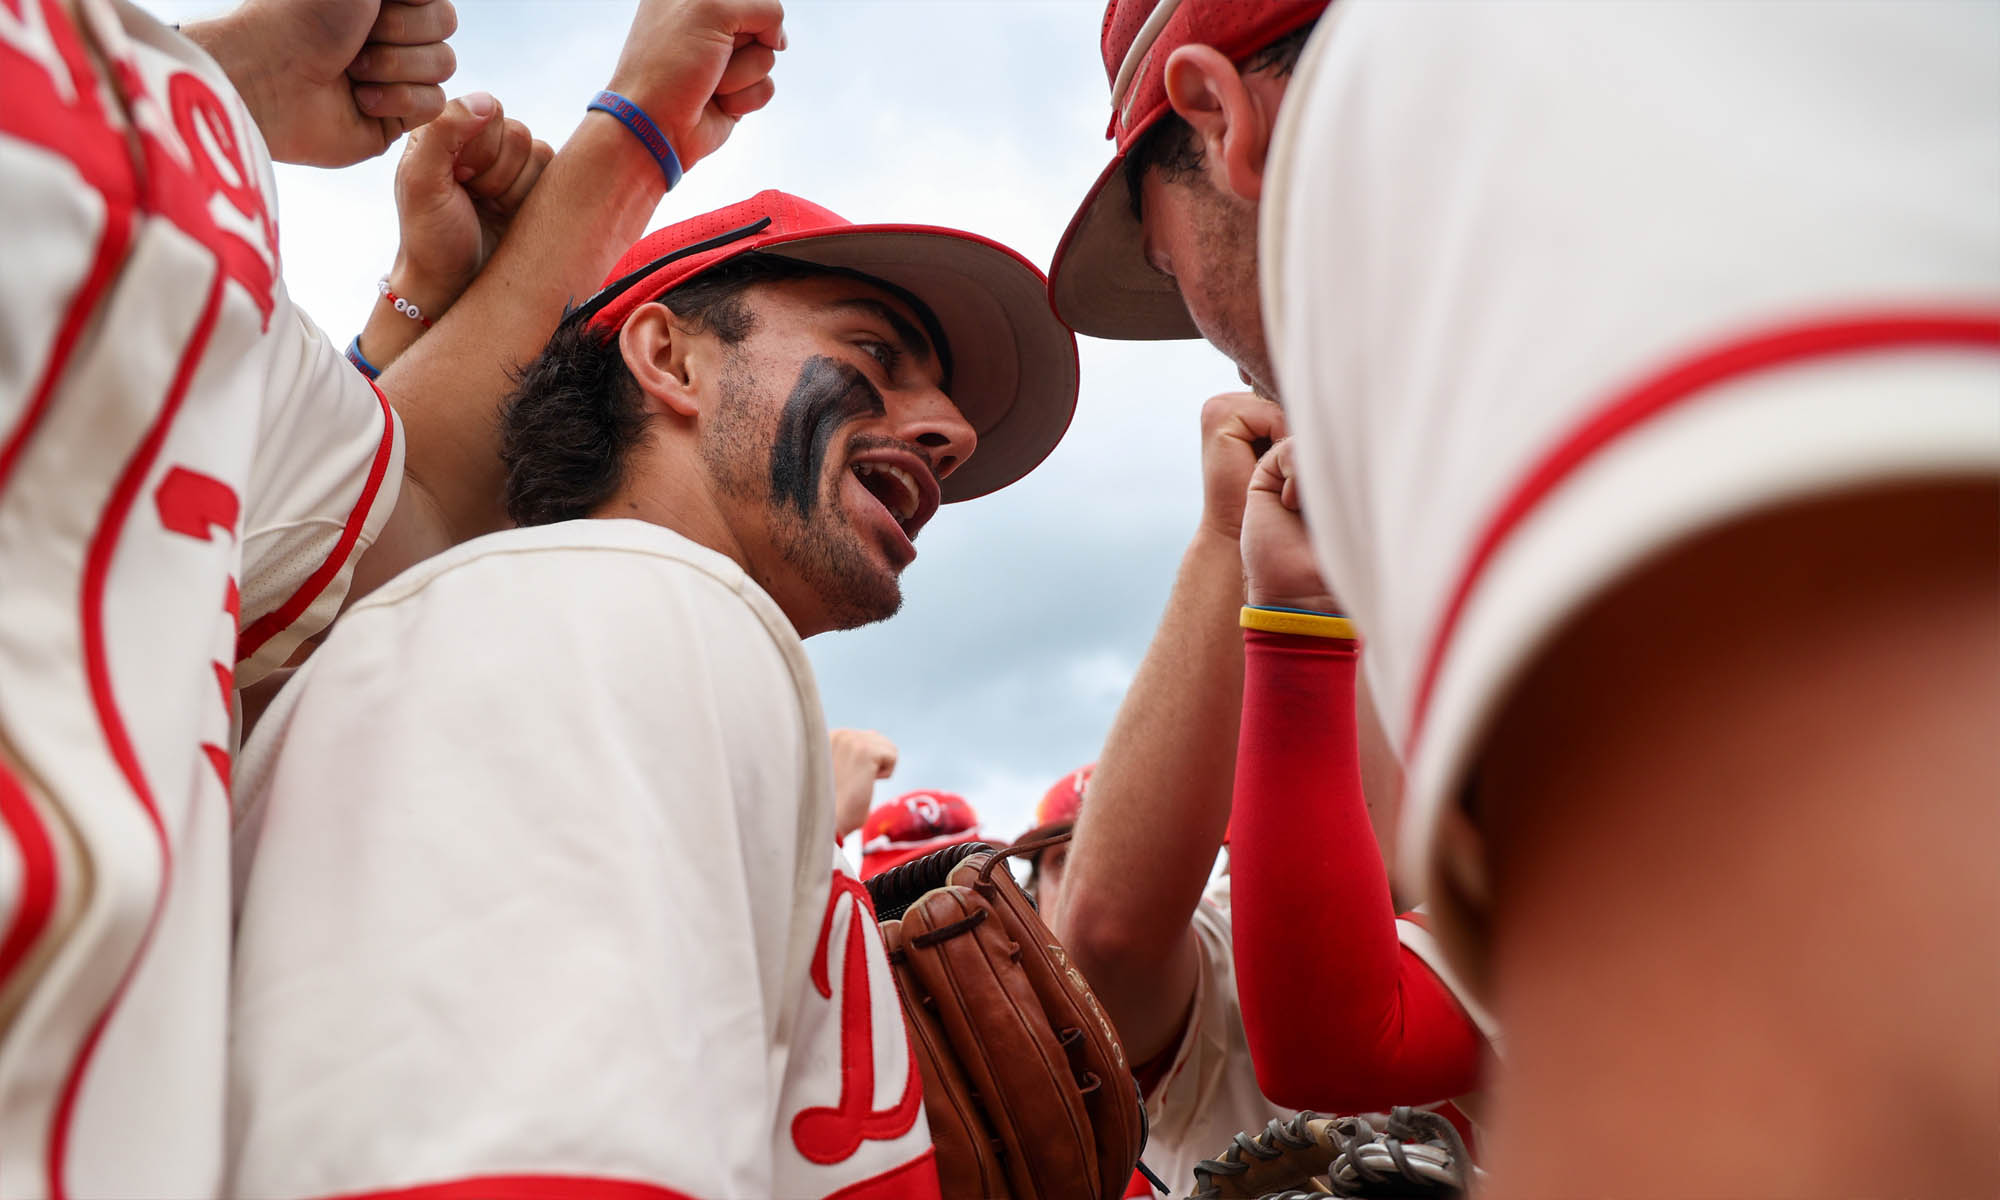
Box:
[352,519,795,644]
[284,519,819,739]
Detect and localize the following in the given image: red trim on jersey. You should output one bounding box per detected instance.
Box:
[310,1176,700,1200]
[0,207,134,498]
[0,762,58,988]
[1406,310,2000,753]
[49,270,227,1200]
[234,376,396,665]
[822,1149,943,1200]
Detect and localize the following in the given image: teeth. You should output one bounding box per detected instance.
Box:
[853,462,920,524]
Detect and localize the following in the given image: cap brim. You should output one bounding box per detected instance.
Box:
[1049,152,1203,341]
[860,832,1007,881]
[755,225,1079,502]
[1014,819,1074,853]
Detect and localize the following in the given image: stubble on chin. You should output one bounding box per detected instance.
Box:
[700,358,905,632]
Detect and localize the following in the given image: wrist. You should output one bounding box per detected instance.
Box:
[386,256,472,322]
[576,110,672,209]
[1246,582,1344,612]
[182,11,273,121]
[1189,520,1242,560]
[357,305,423,373]
[1240,605,1356,640]
[587,91,685,189]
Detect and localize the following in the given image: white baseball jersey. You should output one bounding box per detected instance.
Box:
[1138,878,1299,1196]
[1261,1,2000,991]
[228,520,937,1200]
[0,1,403,1195]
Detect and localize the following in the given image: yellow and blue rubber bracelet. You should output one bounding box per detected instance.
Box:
[1240,605,1356,640]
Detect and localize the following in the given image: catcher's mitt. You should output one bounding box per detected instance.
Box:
[1189,1107,1474,1199]
[865,837,1149,1199]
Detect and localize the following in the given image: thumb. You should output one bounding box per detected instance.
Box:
[399,92,498,197]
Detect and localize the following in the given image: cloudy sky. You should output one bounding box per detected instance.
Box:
[154,0,1245,843]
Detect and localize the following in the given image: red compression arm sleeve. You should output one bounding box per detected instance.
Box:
[1231,628,1486,1112]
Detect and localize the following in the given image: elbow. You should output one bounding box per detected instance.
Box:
[1243,1027,1350,1112]
[1053,901,1165,987]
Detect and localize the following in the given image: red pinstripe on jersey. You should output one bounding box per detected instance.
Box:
[0,763,56,988]
[1405,310,2000,756]
[49,268,227,1200]
[234,375,396,665]
[0,0,140,1024]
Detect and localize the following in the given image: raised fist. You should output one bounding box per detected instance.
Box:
[1197,391,1287,544]
[189,0,460,167]
[604,0,787,171]
[1241,438,1341,615]
[830,728,898,843]
[392,93,553,307]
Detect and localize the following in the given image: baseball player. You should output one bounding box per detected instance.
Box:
[1047,0,1326,400]
[226,190,1078,1198]
[1046,0,1493,1163]
[0,1,780,1193]
[1261,3,1999,1194]
[859,790,999,881]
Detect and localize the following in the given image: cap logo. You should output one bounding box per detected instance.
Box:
[904,792,945,826]
[1110,0,1186,127]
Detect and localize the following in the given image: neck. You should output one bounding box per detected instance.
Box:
[594,447,743,573]
[593,446,824,639]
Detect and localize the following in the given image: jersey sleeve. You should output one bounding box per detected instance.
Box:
[232,302,404,686]
[1230,627,1486,1113]
[227,543,816,1200]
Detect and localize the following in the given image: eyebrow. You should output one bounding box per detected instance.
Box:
[833,297,938,373]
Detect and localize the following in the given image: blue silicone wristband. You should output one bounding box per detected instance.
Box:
[1246,604,1348,619]
[587,90,684,190]
[345,334,381,380]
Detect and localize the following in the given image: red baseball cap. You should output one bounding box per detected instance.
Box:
[575,190,1079,502]
[1018,763,1095,848]
[1048,0,1327,340]
[859,790,1000,880]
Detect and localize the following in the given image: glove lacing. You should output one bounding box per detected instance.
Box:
[1189,1111,1327,1198]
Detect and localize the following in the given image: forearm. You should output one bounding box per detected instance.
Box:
[354,259,459,374]
[376,113,665,541]
[1053,528,1243,1060]
[1233,628,1483,1110]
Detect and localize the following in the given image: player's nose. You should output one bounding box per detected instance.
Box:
[892,386,977,483]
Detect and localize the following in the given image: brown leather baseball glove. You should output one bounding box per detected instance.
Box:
[865,838,1149,1199]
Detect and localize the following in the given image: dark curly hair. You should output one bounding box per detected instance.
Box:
[1122,22,1318,221]
[498,254,830,527]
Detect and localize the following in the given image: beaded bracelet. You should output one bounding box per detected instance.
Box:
[1240,605,1356,640]
[377,277,433,328]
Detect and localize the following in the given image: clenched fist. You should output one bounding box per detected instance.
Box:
[604,0,787,172]
[1241,438,1340,615]
[1197,390,1287,544]
[187,0,460,167]
[830,728,898,843]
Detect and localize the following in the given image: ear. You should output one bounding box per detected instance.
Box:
[619,301,701,419]
[1161,43,1275,202]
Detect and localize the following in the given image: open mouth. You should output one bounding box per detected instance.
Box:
[850,458,937,542]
